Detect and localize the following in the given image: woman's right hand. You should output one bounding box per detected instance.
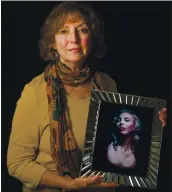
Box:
[66,175,119,191]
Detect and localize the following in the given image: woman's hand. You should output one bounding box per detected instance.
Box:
[66,175,119,191]
[158,108,167,127]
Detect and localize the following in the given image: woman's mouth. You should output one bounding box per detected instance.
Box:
[68,48,81,53]
[120,127,126,131]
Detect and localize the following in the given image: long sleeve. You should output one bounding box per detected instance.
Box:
[7,84,47,189]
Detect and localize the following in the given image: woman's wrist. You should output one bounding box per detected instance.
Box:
[39,170,74,190]
[63,176,76,190]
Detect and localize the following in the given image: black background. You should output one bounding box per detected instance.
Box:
[92,103,154,177]
[2,1,172,192]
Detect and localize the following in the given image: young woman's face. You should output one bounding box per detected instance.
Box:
[54,13,92,68]
[116,112,136,135]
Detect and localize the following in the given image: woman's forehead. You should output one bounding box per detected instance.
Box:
[119,112,134,119]
[61,12,88,27]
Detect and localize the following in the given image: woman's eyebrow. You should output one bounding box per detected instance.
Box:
[63,22,87,28]
[76,22,88,27]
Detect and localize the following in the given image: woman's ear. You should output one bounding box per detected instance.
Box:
[53,43,57,50]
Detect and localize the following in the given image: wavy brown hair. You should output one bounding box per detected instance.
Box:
[39,2,106,61]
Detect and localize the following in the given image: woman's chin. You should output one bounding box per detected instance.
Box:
[65,57,85,65]
[120,131,129,135]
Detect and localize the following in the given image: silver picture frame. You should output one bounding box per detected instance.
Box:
[79,89,166,190]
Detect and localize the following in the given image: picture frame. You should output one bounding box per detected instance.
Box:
[79,89,166,190]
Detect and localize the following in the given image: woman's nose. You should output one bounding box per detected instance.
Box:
[69,32,79,43]
[69,32,77,43]
[117,122,122,127]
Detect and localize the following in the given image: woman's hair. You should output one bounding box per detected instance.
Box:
[112,109,142,152]
[39,2,106,61]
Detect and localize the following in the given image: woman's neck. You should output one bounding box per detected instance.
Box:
[121,136,132,151]
[59,59,85,72]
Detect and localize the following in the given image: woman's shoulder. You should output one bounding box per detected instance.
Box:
[96,71,118,92]
[28,72,45,88]
[20,72,45,99]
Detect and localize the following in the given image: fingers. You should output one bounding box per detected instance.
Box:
[73,176,119,190]
[84,176,119,188]
[85,175,102,186]
[158,108,167,115]
[158,108,167,127]
[99,182,119,188]
[74,176,102,188]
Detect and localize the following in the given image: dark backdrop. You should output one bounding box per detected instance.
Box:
[2,2,172,192]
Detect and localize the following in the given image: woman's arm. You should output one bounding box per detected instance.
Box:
[39,170,70,189]
[7,84,73,190]
[7,83,118,190]
[39,170,118,190]
[7,84,47,189]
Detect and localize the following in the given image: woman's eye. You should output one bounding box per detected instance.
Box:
[116,118,121,122]
[59,30,68,34]
[78,28,89,34]
[124,118,130,122]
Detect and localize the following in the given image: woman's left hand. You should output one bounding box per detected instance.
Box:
[158,108,167,127]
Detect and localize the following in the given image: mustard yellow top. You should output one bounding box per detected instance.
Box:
[7,72,117,192]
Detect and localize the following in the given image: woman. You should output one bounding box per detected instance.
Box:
[7,2,167,192]
[107,109,142,169]
[7,2,119,192]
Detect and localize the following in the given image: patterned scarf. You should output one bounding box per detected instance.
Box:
[44,60,105,178]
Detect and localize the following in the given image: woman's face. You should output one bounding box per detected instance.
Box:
[54,13,92,68]
[116,112,136,135]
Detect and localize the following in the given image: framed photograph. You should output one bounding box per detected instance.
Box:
[79,89,166,190]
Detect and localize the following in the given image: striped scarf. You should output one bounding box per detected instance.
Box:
[44,60,105,178]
